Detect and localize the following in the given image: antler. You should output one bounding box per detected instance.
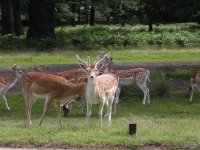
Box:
[76,55,87,65]
[94,53,110,69]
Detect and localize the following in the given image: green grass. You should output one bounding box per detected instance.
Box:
[0,91,200,148]
[0,48,200,67]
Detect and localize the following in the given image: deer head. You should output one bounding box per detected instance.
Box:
[76,53,110,80]
[9,64,23,78]
[33,64,46,72]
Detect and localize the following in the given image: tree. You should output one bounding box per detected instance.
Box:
[27,0,56,40]
[1,0,22,36]
[1,0,14,35]
[12,0,22,35]
[136,0,162,32]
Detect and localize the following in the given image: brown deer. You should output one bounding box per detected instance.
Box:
[98,51,151,105]
[76,54,119,127]
[12,65,86,126]
[0,65,22,111]
[187,71,200,102]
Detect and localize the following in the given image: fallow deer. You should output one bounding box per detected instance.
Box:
[76,54,119,127]
[187,71,200,102]
[0,65,22,111]
[12,65,86,126]
[98,51,151,105]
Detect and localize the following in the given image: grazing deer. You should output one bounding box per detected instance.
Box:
[13,66,86,126]
[0,65,22,111]
[187,71,200,102]
[98,51,151,105]
[54,69,87,114]
[76,54,119,127]
[61,95,78,117]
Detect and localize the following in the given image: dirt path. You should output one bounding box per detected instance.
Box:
[1,61,200,94]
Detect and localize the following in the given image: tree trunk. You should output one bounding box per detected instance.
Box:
[77,6,81,24]
[12,0,22,36]
[1,0,14,35]
[27,0,56,40]
[89,5,95,25]
[148,13,153,32]
[106,16,110,24]
[85,8,89,24]
[70,3,76,26]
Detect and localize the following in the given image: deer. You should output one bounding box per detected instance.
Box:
[0,65,22,111]
[187,71,200,102]
[61,95,78,117]
[12,65,86,126]
[54,68,87,115]
[98,51,151,105]
[76,54,119,127]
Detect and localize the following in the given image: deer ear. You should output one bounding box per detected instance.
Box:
[79,63,86,69]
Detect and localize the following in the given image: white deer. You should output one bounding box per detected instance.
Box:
[187,71,200,102]
[98,51,151,105]
[12,65,86,126]
[76,54,119,127]
[0,65,22,111]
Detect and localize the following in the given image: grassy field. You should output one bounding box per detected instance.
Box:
[0,48,200,67]
[0,91,199,149]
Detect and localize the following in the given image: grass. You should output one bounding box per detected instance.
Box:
[0,91,200,148]
[0,48,200,67]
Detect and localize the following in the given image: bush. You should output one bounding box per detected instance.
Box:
[0,23,200,50]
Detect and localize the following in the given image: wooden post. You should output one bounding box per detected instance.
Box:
[129,123,137,135]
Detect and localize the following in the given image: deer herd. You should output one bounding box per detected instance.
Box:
[0,51,199,127]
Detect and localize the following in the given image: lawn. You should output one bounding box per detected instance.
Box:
[0,48,200,67]
[0,91,199,149]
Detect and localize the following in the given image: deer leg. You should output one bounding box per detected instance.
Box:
[189,86,195,102]
[146,85,150,104]
[99,100,105,128]
[104,101,109,117]
[136,82,147,104]
[24,93,33,125]
[2,93,10,111]
[86,101,92,121]
[39,97,52,126]
[107,96,114,127]
[79,96,85,114]
[56,101,62,126]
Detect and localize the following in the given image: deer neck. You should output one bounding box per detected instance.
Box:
[6,74,19,90]
[86,78,98,104]
[104,62,113,73]
[65,82,86,96]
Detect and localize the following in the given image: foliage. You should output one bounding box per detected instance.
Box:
[0,23,200,50]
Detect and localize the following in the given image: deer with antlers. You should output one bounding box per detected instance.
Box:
[98,51,151,105]
[187,71,200,102]
[12,65,86,126]
[76,54,119,127]
[0,65,22,111]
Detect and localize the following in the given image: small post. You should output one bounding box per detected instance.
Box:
[129,123,137,135]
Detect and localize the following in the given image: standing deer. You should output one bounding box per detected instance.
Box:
[187,71,200,102]
[0,65,22,111]
[76,54,119,127]
[98,51,151,105]
[12,65,86,126]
